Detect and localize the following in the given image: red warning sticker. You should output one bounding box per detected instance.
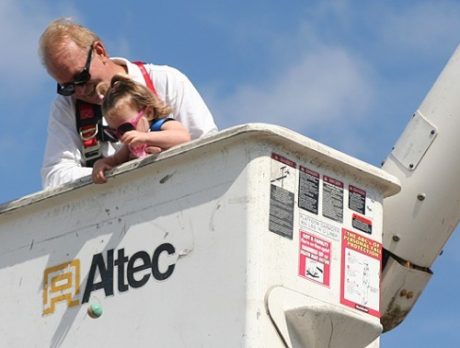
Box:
[352,213,373,234]
[271,153,296,169]
[340,229,382,317]
[298,231,331,287]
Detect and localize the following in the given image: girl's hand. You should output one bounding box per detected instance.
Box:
[120,130,148,147]
[92,159,113,184]
[145,146,162,154]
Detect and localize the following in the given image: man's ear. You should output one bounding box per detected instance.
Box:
[93,40,108,58]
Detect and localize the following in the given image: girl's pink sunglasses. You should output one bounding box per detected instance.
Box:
[109,108,145,139]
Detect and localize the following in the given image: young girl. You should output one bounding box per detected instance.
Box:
[92,75,191,184]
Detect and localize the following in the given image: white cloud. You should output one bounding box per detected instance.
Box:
[205,1,460,163]
[380,2,460,55]
[0,3,48,82]
[106,36,131,59]
[211,44,376,139]
[0,1,83,97]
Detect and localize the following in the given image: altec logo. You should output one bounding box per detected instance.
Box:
[43,243,176,315]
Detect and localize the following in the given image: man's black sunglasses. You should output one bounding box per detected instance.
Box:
[56,44,94,96]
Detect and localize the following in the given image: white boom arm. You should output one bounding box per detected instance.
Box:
[381,44,460,330]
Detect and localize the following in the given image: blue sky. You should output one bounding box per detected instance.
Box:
[1,0,459,346]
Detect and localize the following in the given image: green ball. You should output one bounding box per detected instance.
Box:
[88,303,103,318]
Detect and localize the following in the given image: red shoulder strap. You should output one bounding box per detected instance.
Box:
[132,61,158,96]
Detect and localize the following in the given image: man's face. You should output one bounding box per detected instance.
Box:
[49,40,111,105]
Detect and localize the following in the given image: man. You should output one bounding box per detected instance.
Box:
[39,18,217,188]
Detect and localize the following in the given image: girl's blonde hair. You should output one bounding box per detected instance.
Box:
[97,75,172,122]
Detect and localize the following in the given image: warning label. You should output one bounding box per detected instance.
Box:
[269,185,294,239]
[298,231,331,286]
[349,185,366,215]
[322,175,344,223]
[271,153,296,192]
[269,153,296,239]
[298,166,319,214]
[299,213,340,241]
[340,229,382,317]
[352,213,372,234]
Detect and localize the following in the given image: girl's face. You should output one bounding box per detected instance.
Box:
[107,99,148,138]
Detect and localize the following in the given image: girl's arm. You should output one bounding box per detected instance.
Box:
[92,145,130,184]
[121,120,191,150]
